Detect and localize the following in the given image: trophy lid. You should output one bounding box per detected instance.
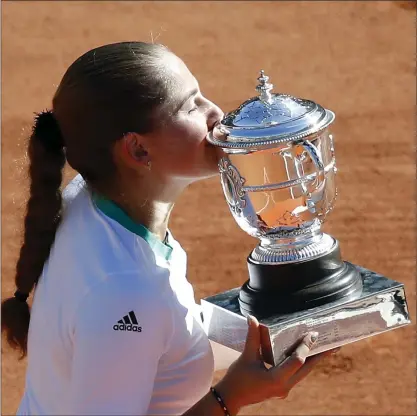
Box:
[207,70,335,150]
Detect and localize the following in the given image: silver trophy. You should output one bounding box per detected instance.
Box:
[201,71,411,366]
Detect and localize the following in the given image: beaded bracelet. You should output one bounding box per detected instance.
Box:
[210,387,230,416]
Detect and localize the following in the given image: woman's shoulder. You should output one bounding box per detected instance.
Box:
[80,269,172,312]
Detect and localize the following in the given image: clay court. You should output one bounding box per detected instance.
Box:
[1,1,416,414]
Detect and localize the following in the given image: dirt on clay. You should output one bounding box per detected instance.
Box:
[1,1,416,415]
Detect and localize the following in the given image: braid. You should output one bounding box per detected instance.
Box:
[1,111,66,357]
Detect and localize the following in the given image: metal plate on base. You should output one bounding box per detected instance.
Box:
[201,265,411,366]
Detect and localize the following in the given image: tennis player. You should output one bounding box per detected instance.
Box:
[2,42,336,416]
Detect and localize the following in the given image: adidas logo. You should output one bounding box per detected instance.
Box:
[113,311,142,332]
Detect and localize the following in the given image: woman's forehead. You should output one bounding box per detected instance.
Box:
[164,53,198,90]
[156,54,199,116]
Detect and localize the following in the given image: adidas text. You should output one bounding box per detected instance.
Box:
[113,324,142,332]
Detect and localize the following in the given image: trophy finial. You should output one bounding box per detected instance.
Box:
[256,70,274,103]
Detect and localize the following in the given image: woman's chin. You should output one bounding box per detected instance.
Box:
[194,164,220,182]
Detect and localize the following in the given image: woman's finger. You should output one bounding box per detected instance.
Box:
[241,315,262,362]
[270,332,319,380]
[286,349,335,390]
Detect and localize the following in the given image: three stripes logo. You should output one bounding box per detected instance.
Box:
[113,311,142,333]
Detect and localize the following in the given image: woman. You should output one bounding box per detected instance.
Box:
[2,41,335,416]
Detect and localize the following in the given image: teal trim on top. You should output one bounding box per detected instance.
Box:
[92,193,173,261]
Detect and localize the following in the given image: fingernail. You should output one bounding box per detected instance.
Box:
[247,315,259,327]
[310,332,319,342]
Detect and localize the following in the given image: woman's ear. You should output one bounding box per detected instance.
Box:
[118,132,151,169]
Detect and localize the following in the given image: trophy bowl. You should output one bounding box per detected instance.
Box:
[201,71,410,366]
[207,71,362,318]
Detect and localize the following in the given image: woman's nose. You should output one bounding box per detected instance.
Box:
[207,103,224,131]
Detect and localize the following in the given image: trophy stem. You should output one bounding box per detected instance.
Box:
[239,239,363,318]
[253,229,335,265]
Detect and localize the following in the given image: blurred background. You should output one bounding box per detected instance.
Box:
[2,1,415,415]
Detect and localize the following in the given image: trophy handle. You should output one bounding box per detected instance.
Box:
[298,139,326,213]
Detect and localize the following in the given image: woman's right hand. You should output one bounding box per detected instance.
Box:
[214,315,336,414]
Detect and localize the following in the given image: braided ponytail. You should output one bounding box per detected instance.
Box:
[1,111,66,357]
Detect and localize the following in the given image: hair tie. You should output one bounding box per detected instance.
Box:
[14,290,29,303]
[33,110,65,151]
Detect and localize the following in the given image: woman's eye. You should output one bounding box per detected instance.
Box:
[188,107,198,114]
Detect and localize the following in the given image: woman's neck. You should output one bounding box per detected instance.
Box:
[110,196,175,241]
[98,177,186,241]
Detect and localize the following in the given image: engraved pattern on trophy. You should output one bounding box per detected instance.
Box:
[218,157,246,216]
[231,99,292,126]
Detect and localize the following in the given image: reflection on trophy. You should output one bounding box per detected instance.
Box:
[201,71,411,366]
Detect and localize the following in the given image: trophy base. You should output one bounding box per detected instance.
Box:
[240,240,363,317]
[201,265,410,366]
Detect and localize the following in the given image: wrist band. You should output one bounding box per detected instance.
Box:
[210,387,230,416]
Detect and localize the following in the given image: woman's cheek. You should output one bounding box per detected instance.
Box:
[180,120,207,145]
